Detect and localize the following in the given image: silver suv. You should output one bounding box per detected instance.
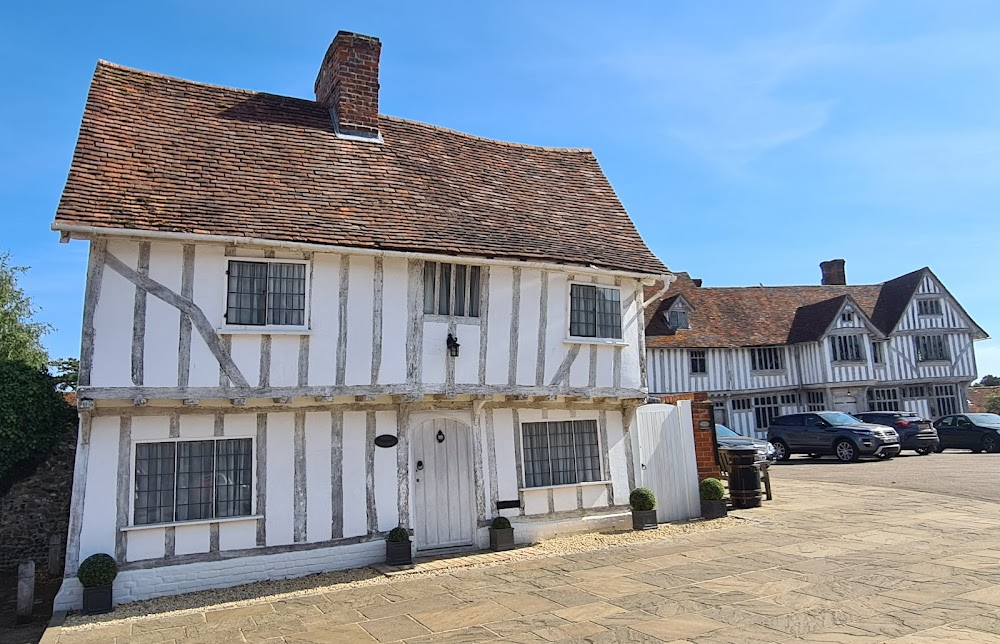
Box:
[767,411,900,463]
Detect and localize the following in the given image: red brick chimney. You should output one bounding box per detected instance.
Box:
[820,259,847,285]
[315,31,381,139]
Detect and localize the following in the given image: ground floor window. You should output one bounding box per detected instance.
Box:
[134,438,253,526]
[779,393,798,405]
[867,388,900,411]
[521,420,601,488]
[934,385,958,416]
[753,396,781,430]
[806,391,825,411]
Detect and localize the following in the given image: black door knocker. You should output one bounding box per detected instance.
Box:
[436,429,446,443]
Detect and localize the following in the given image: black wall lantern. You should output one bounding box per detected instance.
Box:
[446,333,460,357]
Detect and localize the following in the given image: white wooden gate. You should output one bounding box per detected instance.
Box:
[634,402,701,522]
[412,418,476,551]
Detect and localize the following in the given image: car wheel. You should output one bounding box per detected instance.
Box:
[771,440,790,461]
[983,435,1000,454]
[835,439,859,463]
[915,446,934,456]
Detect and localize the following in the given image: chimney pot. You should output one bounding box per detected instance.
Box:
[315,31,381,139]
[820,259,847,286]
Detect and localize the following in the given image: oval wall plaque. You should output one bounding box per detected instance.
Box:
[374,434,398,448]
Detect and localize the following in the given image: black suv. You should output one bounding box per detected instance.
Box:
[854,411,939,455]
[767,411,900,463]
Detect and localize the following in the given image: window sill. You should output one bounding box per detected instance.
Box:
[218,326,311,335]
[690,373,708,377]
[831,361,866,365]
[917,360,951,366]
[121,514,263,532]
[564,338,628,347]
[519,481,611,493]
[749,370,787,376]
[423,314,482,325]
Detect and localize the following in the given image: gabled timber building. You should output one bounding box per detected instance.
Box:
[645,260,988,437]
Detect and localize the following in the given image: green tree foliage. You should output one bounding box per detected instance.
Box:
[0,360,76,495]
[985,393,1000,415]
[0,252,51,369]
[50,356,80,392]
[974,374,1000,387]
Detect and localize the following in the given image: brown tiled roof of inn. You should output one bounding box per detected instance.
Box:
[54,62,668,276]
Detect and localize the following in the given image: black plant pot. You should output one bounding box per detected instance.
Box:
[701,499,728,520]
[631,509,658,531]
[82,585,113,615]
[489,527,515,551]
[386,540,412,566]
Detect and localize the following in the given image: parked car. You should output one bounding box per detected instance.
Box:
[715,424,776,465]
[932,413,1000,453]
[855,411,939,455]
[767,411,900,463]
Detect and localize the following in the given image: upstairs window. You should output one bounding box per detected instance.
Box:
[689,349,707,374]
[840,312,854,323]
[872,341,885,365]
[423,262,481,317]
[668,310,690,330]
[134,438,253,526]
[915,335,949,362]
[750,347,784,371]
[917,299,943,316]
[569,284,622,339]
[226,260,306,326]
[830,335,864,362]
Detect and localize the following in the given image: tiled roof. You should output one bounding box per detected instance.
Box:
[969,386,1000,413]
[54,62,668,276]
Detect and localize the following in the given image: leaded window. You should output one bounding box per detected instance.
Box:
[226,260,306,326]
[917,299,943,316]
[867,388,900,412]
[806,391,825,411]
[934,384,958,416]
[134,439,253,526]
[872,341,885,365]
[423,262,481,317]
[689,350,707,374]
[570,285,622,339]
[915,335,949,362]
[750,347,784,371]
[521,421,602,488]
[668,310,690,330]
[753,396,781,430]
[830,335,864,362]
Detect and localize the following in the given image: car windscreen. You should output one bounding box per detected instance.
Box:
[715,425,741,438]
[818,412,864,425]
[968,413,1000,425]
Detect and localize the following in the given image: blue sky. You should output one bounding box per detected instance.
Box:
[2,1,998,377]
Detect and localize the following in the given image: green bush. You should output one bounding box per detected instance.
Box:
[491,516,511,530]
[986,393,1000,414]
[699,478,725,501]
[387,527,410,542]
[77,553,117,588]
[629,487,656,511]
[0,360,76,495]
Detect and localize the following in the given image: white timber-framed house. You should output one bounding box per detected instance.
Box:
[51,31,672,609]
[645,260,988,438]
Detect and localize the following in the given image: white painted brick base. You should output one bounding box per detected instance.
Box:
[53,539,386,611]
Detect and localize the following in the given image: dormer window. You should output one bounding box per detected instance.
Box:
[841,312,854,323]
[668,310,689,330]
[917,299,943,316]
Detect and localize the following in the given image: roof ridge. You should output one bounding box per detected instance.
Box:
[95,61,595,155]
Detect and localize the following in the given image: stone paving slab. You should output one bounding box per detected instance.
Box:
[47,480,1000,643]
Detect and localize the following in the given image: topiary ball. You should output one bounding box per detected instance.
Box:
[77,553,118,588]
[699,478,725,501]
[491,516,511,530]
[387,527,410,542]
[629,487,656,511]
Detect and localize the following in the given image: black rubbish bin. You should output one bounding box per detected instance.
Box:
[725,447,762,509]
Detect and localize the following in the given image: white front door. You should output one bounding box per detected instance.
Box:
[412,418,475,550]
[833,394,859,415]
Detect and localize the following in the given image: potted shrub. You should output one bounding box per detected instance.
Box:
[700,478,728,519]
[489,516,515,551]
[629,487,658,530]
[386,527,412,565]
[77,553,117,615]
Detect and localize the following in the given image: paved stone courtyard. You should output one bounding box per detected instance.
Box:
[47,481,1000,643]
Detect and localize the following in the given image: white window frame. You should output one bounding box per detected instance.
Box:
[830,334,865,363]
[871,340,886,365]
[566,282,626,344]
[750,347,785,372]
[422,261,482,319]
[867,387,900,412]
[753,395,781,430]
[126,436,259,531]
[668,309,690,330]
[916,298,944,316]
[518,419,608,490]
[840,312,854,324]
[221,257,311,334]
